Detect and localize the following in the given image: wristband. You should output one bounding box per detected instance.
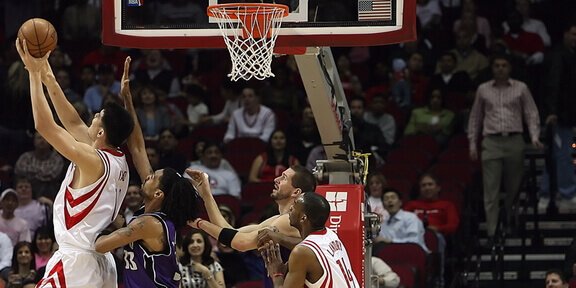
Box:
[218,228,239,247]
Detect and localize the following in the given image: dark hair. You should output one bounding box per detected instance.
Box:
[440,51,457,63]
[291,165,317,193]
[179,229,215,266]
[265,129,291,167]
[382,188,402,200]
[545,269,569,284]
[301,192,330,230]
[490,53,512,66]
[158,168,199,229]
[11,241,35,273]
[201,140,224,155]
[182,84,206,99]
[419,173,440,185]
[101,102,134,147]
[32,225,56,254]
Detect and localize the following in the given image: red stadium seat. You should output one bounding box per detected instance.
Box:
[386,148,433,172]
[213,195,242,221]
[386,178,414,201]
[396,135,441,156]
[176,136,197,161]
[376,243,430,288]
[388,263,417,288]
[380,164,422,184]
[190,124,227,142]
[224,138,267,181]
[242,181,275,213]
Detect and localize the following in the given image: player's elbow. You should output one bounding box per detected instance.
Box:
[231,238,254,252]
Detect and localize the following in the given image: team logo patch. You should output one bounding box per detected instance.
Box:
[325,191,348,212]
[127,0,143,7]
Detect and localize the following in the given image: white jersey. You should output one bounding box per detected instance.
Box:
[37,148,129,288]
[299,229,360,288]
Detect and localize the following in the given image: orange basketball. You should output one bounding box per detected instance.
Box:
[18,18,58,58]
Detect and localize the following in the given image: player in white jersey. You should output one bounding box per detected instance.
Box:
[261,192,360,288]
[16,39,134,287]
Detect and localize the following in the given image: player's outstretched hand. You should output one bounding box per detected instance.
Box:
[185,169,211,198]
[120,56,132,103]
[260,240,283,277]
[15,38,50,73]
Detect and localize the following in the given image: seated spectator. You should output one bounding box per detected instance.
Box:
[350,97,388,165]
[404,173,460,288]
[453,0,491,48]
[188,139,236,173]
[502,10,545,66]
[0,189,31,246]
[182,84,209,132]
[248,129,299,183]
[0,232,12,273]
[375,188,428,252]
[83,64,121,114]
[178,229,225,288]
[132,49,181,97]
[364,93,397,147]
[31,226,55,271]
[200,80,241,126]
[366,172,390,224]
[157,128,188,173]
[449,29,489,82]
[503,0,550,47]
[0,241,37,288]
[371,256,400,288]
[404,173,460,235]
[134,85,175,141]
[223,87,276,144]
[185,142,241,199]
[14,177,52,236]
[305,145,326,172]
[123,184,143,223]
[54,68,81,103]
[14,132,65,200]
[404,89,455,145]
[429,51,472,100]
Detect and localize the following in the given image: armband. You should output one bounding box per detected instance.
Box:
[218,228,239,247]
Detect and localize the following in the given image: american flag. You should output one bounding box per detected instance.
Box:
[358,0,392,21]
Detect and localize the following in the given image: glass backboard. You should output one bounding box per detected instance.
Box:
[102,0,416,49]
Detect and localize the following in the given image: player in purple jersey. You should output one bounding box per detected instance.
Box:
[94,57,199,287]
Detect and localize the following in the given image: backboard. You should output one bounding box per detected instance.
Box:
[102,0,416,49]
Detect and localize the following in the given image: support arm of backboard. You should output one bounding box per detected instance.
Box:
[294,47,356,184]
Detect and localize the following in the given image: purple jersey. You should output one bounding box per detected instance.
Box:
[123,212,181,288]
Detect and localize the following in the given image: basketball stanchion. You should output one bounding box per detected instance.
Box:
[207,3,289,81]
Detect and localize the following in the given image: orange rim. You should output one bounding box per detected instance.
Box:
[207,3,289,19]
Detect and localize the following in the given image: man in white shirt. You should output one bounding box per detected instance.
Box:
[376,188,428,253]
[0,231,12,273]
[223,87,276,143]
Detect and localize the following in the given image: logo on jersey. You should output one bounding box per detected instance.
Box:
[325,191,348,212]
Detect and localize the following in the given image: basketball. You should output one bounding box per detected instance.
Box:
[18,18,58,58]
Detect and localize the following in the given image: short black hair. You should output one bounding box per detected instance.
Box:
[440,51,457,62]
[158,168,199,229]
[490,53,512,66]
[101,102,134,147]
[291,165,317,193]
[545,269,569,284]
[382,188,402,200]
[301,192,330,230]
[32,225,55,254]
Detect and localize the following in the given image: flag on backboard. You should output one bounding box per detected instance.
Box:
[358,0,392,21]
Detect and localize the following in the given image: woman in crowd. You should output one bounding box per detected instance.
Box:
[248,129,299,183]
[32,226,56,271]
[1,241,37,288]
[179,229,225,288]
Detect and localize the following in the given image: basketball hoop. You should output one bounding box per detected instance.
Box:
[207,3,289,81]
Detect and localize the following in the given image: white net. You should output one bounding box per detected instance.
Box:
[208,4,288,81]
